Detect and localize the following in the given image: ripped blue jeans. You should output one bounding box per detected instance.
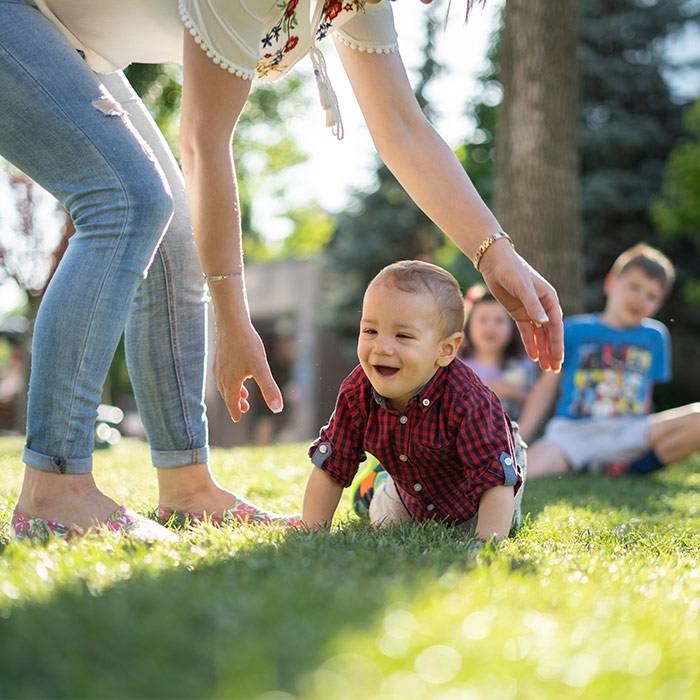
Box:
[0,0,209,473]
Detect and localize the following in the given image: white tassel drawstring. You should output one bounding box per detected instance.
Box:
[309,45,344,140]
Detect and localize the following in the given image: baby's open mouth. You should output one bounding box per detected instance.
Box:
[373,365,400,377]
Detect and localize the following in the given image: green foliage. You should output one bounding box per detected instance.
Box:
[0,437,699,698]
[124,64,183,149]
[652,99,700,306]
[578,0,696,300]
[277,204,335,259]
[322,164,444,339]
[235,78,311,261]
[124,66,310,261]
[0,339,10,368]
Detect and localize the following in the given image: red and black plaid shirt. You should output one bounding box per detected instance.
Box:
[309,360,522,524]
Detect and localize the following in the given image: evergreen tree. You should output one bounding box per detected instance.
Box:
[652,98,700,307]
[579,0,697,309]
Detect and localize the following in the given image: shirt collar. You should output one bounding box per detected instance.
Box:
[371,364,450,412]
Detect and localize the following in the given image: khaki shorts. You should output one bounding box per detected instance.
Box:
[543,416,651,471]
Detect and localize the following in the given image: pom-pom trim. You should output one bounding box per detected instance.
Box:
[178,1,255,80]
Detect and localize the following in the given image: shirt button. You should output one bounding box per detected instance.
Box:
[426,504,435,511]
[413,483,422,492]
[399,454,408,462]
[399,416,408,425]
[504,456,513,466]
[422,398,430,407]
[319,444,329,454]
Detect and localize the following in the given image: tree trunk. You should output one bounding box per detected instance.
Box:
[495,0,583,314]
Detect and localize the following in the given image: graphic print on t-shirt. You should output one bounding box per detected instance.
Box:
[570,343,653,417]
[555,315,671,420]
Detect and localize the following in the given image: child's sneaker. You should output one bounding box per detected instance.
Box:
[352,462,389,518]
[587,460,630,477]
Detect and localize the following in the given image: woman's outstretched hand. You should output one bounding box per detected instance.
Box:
[214,322,284,423]
[478,241,564,372]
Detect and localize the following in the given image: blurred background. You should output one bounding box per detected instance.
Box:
[1,0,698,448]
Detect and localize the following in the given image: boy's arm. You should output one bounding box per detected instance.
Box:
[518,371,562,442]
[302,468,344,530]
[475,485,515,541]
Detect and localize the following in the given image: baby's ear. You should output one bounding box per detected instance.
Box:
[437,332,464,367]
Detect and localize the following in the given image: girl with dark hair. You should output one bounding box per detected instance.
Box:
[461,284,539,420]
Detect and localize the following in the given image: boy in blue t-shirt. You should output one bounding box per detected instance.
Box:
[520,243,700,478]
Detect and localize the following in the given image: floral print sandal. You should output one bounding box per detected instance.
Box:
[155,496,303,530]
[11,505,179,544]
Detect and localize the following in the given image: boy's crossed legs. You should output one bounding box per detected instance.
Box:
[528,402,700,478]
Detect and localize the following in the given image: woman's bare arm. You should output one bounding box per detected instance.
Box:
[180,32,283,421]
[336,43,563,372]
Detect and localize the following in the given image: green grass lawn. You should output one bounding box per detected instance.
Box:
[0,436,698,699]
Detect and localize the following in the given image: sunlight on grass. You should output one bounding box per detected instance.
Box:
[0,438,698,699]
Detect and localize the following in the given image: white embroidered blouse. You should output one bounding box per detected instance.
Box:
[32,0,400,138]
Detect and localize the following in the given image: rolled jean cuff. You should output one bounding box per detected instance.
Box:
[151,446,209,468]
[22,446,92,474]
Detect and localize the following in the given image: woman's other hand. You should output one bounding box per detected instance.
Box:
[478,240,564,372]
[214,321,283,423]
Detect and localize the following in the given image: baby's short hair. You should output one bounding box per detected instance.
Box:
[609,243,676,297]
[370,260,465,336]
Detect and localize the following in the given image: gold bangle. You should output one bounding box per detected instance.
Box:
[203,271,243,283]
[472,230,515,271]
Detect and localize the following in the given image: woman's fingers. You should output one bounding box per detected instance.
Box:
[518,275,550,326]
[540,288,564,371]
[508,262,564,371]
[226,377,245,423]
[515,319,539,362]
[252,359,284,414]
[533,322,550,371]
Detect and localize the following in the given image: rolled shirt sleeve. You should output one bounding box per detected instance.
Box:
[456,391,523,505]
[308,376,367,487]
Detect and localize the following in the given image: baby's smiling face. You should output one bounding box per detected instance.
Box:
[357,281,462,411]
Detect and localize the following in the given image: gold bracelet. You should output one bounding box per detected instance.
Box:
[472,230,515,271]
[203,271,243,283]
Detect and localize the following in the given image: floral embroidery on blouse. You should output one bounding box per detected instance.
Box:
[256,0,367,79]
[257,0,300,78]
[317,0,366,41]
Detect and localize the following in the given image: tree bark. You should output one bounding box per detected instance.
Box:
[495,0,583,314]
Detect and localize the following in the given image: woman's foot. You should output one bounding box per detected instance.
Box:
[14,466,178,543]
[15,467,120,534]
[157,463,302,528]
